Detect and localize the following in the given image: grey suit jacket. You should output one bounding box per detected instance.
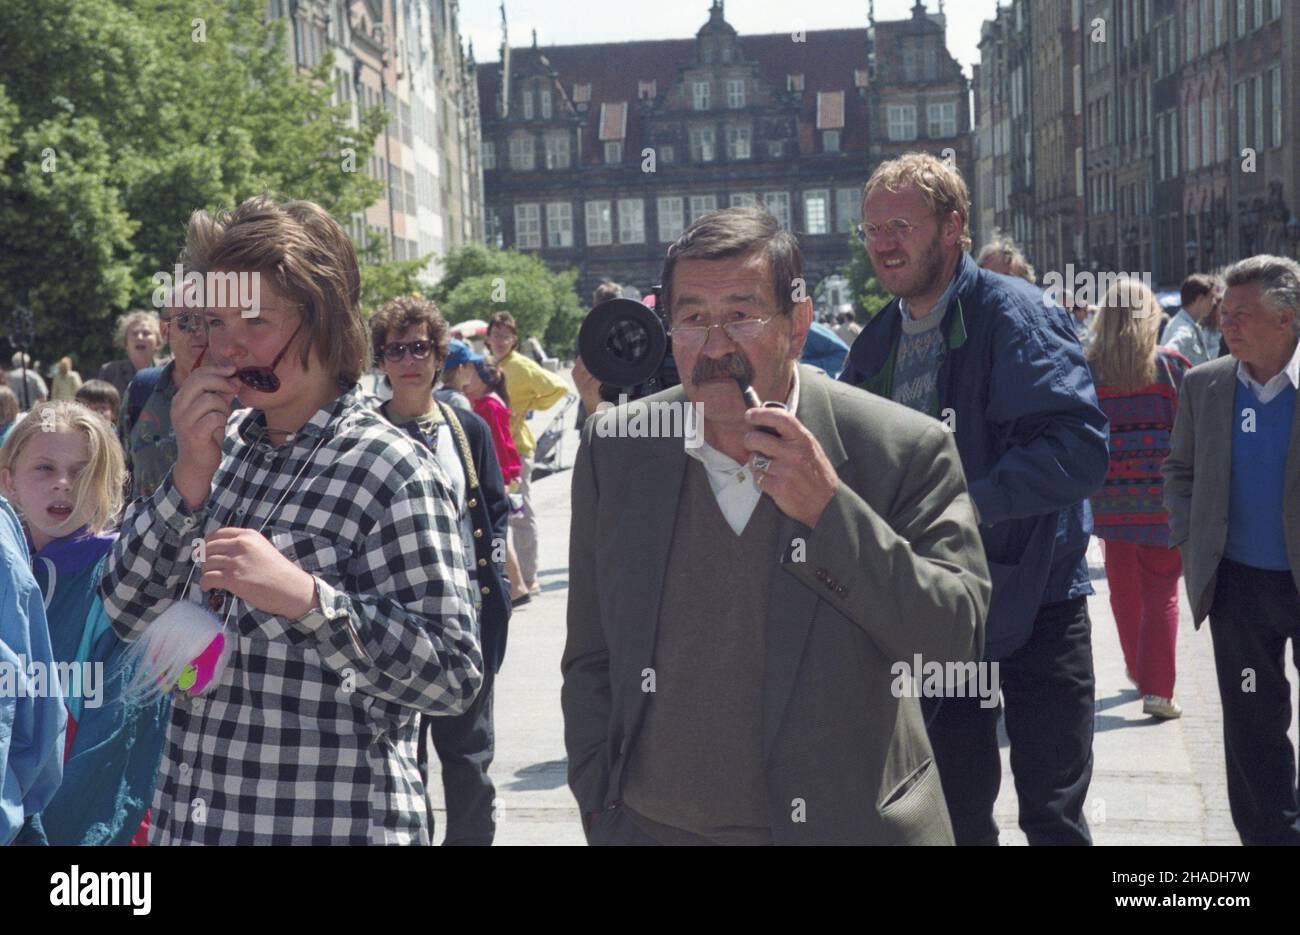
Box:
[561,366,991,845]
[1162,355,1300,624]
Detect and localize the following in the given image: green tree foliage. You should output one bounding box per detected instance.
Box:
[0,0,383,371]
[430,243,584,359]
[843,231,893,321]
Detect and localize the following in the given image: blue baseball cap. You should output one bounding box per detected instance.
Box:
[444,338,484,371]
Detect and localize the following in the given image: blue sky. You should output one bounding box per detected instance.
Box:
[462,0,1001,78]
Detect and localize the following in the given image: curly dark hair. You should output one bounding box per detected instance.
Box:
[369,294,452,366]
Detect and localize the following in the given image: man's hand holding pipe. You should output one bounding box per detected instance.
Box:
[742,406,839,529]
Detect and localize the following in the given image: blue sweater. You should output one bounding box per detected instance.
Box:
[1226,380,1296,571]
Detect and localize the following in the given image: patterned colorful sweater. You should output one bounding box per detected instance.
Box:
[1089,348,1191,547]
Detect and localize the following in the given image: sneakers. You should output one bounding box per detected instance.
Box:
[1143,695,1183,719]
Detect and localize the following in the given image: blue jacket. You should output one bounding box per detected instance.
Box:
[840,253,1109,659]
[801,322,850,377]
[0,497,65,845]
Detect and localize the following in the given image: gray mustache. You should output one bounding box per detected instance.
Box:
[692,353,753,385]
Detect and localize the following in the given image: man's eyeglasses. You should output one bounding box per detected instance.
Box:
[669,315,777,349]
[855,218,920,246]
[381,340,433,362]
[193,319,304,394]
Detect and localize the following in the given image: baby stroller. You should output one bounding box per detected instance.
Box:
[530,393,578,481]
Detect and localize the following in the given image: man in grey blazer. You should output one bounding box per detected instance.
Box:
[1163,254,1300,845]
[563,208,991,845]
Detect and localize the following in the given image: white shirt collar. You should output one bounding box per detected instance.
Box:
[1235,337,1300,405]
[683,368,800,535]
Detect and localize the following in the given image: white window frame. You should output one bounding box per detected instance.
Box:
[726,79,745,109]
[522,89,534,120]
[546,202,572,248]
[617,198,644,244]
[585,201,612,246]
[604,140,623,164]
[544,131,571,170]
[726,125,751,160]
[657,196,684,243]
[823,129,841,152]
[692,81,710,111]
[481,140,496,170]
[1271,66,1283,147]
[540,89,552,119]
[509,135,535,171]
[762,191,790,228]
[690,126,716,162]
[803,190,829,235]
[887,104,917,141]
[835,188,862,233]
[514,203,541,249]
[688,194,717,223]
[730,193,757,208]
[927,101,957,137]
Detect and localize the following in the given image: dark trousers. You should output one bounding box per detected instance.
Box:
[924,596,1095,845]
[417,666,497,845]
[1207,558,1300,845]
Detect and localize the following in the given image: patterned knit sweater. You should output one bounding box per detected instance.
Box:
[1089,347,1191,547]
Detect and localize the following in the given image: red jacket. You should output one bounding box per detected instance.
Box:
[473,393,522,485]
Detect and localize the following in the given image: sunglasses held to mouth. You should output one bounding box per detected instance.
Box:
[193,319,304,394]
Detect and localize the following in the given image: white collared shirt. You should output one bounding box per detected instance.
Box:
[684,369,801,535]
[1236,337,1300,404]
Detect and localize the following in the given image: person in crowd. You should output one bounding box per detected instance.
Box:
[8,353,49,410]
[1086,278,1191,720]
[50,357,83,402]
[1164,254,1300,845]
[98,310,162,398]
[120,279,209,499]
[99,194,482,845]
[0,387,19,446]
[841,153,1109,846]
[444,348,529,606]
[976,234,1037,283]
[1162,273,1224,366]
[2,401,169,845]
[486,311,570,596]
[834,311,862,346]
[74,380,120,427]
[370,295,512,847]
[0,494,65,845]
[564,206,990,845]
[592,281,623,307]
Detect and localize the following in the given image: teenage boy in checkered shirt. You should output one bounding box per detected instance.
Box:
[101,196,482,845]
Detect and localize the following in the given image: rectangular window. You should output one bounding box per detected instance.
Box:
[1171,108,1179,175]
[1185,12,1196,62]
[514,203,541,249]
[726,79,745,109]
[401,102,413,146]
[1187,101,1198,171]
[1271,67,1283,147]
[1216,92,1228,162]
[689,126,716,162]
[803,191,829,235]
[1201,0,1212,54]
[509,135,535,171]
[730,193,757,207]
[1215,0,1226,44]
[540,89,552,119]
[762,191,790,228]
[657,197,684,242]
[887,104,917,141]
[1200,96,1212,167]
[1236,81,1248,148]
[692,81,710,111]
[1236,0,1247,36]
[481,140,496,170]
[604,140,623,164]
[823,130,841,152]
[835,188,861,233]
[522,89,534,120]
[546,202,572,248]
[618,198,644,244]
[660,144,675,163]
[688,194,717,223]
[1253,0,1263,29]
[544,132,570,170]
[726,125,751,159]
[927,101,957,137]
[585,201,612,246]
[404,170,415,215]
[1254,74,1264,150]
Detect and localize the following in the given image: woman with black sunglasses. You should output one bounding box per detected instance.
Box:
[369,294,513,847]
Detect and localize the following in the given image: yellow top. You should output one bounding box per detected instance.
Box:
[498,348,569,457]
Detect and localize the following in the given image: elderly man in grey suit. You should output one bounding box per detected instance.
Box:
[1164,254,1300,845]
[563,208,991,845]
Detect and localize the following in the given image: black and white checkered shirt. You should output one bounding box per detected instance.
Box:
[100,384,482,844]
